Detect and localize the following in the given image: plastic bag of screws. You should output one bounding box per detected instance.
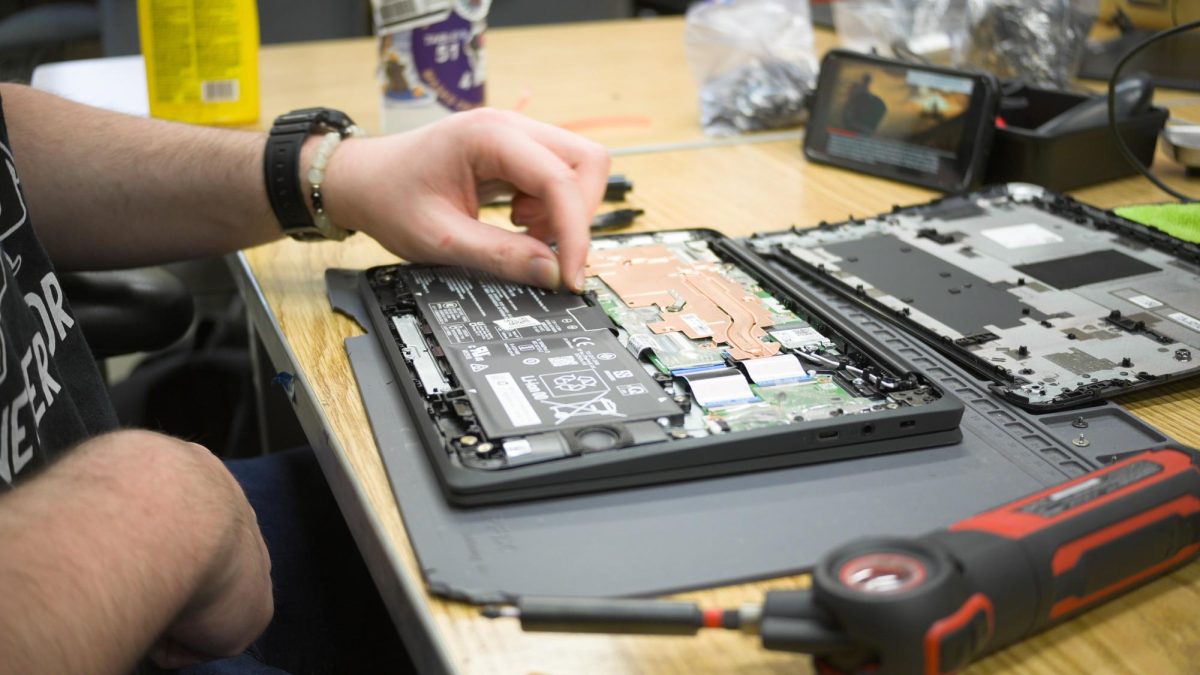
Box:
[831,0,1099,90]
[685,0,818,136]
[964,0,1099,89]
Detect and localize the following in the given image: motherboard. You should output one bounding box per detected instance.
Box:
[586,232,906,435]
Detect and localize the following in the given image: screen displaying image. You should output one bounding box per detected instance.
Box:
[822,61,977,177]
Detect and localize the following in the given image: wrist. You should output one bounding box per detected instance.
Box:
[298,134,323,222]
[264,107,362,241]
[308,135,371,239]
[298,132,360,237]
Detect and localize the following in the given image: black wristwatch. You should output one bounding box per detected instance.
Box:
[263,107,360,241]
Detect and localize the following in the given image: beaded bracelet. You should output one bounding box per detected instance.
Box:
[307,124,365,241]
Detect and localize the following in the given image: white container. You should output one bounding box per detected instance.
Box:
[372,0,491,133]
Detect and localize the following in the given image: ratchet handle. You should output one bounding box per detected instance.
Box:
[942,448,1200,643]
[813,449,1200,675]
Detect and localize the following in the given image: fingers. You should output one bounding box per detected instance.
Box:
[464,111,609,292]
[510,191,558,244]
[467,130,589,291]
[504,114,611,211]
[510,191,540,228]
[419,203,567,289]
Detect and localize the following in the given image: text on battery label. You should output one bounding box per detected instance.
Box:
[428,301,468,325]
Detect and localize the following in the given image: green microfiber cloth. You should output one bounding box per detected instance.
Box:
[1114,202,1200,244]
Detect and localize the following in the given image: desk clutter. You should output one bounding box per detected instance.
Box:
[690,1,1197,202]
[803,49,1173,194]
[337,6,1200,651]
[358,184,1200,505]
[22,0,1198,668]
[260,3,1196,671]
[484,448,1199,675]
[335,182,1199,619]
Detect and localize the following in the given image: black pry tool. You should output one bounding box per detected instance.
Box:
[591,208,644,231]
[604,174,634,202]
[484,448,1200,674]
[482,174,634,206]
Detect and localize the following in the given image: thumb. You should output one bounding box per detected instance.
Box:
[426,211,565,290]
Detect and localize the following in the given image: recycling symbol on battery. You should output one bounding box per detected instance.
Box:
[553,373,598,393]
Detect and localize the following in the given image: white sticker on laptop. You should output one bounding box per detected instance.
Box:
[980,223,1064,249]
[743,354,811,386]
[493,315,541,331]
[1127,294,1163,309]
[770,326,832,350]
[683,369,759,408]
[1168,311,1200,333]
[503,438,532,458]
[485,372,540,427]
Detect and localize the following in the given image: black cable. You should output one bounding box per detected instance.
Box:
[1108,18,1200,202]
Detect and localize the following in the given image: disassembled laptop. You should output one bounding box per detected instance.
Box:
[749,184,1200,411]
[363,184,1200,503]
[365,228,958,502]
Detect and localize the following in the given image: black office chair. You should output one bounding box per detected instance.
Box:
[0,1,99,81]
[62,265,272,458]
[62,268,194,361]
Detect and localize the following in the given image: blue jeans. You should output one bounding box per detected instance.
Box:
[154,447,414,675]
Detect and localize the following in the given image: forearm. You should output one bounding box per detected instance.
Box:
[0,431,253,674]
[3,87,610,289]
[0,84,282,271]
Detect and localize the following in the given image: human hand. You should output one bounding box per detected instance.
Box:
[142,436,274,668]
[321,109,610,292]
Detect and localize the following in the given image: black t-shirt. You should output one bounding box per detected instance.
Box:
[0,94,118,489]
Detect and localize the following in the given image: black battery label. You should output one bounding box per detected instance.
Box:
[402,266,681,437]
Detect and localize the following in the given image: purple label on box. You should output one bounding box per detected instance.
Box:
[410,12,484,111]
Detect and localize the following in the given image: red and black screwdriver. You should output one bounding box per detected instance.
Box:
[483,448,1200,674]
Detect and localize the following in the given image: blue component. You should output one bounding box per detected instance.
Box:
[754,372,814,387]
[669,364,729,377]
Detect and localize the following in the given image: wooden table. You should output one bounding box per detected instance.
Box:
[258,18,842,150]
[256,17,1200,147]
[234,17,1200,675]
